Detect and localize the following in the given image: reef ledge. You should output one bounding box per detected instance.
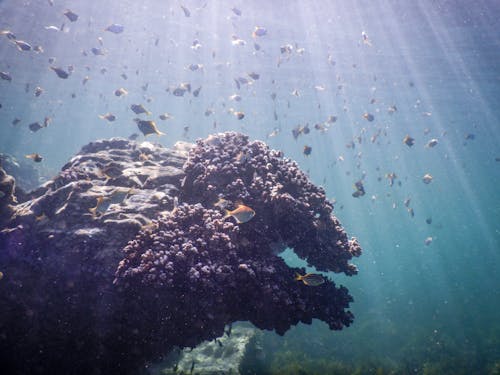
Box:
[0,132,361,375]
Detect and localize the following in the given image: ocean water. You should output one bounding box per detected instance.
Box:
[1,0,499,374]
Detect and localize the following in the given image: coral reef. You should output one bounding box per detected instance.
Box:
[0,132,361,374]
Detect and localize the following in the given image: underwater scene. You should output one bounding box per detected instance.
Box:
[0,0,499,374]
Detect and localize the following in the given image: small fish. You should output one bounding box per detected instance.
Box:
[252,26,267,38]
[44,25,60,31]
[29,122,45,132]
[387,105,397,114]
[422,173,433,184]
[0,30,16,39]
[120,73,128,80]
[229,94,242,102]
[0,271,3,280]
[214,198,230,209]
[131,104,151,115]
[99,113,116,122]
[363,112,374,122]
[361,31,372,46]
[114,88,128,96]
[229,109,245,120]
[187,63,203,71]
[424,236,433,246]
[426,217,432,224]
[134,119,164,136]
[105,23,124,34]
[12,118,20,126]
[158,113,173,121]
[25,153,43,162]
[64,9,78,22]
[231,7,241,16]
[303,145,312,156]
[34,45,44,53]
[0,71,12,81]
[193,86,202,97]
[352,180,365,198]
[91,47,105,56]
[224,204,255,224]
[465,133,475,140]
[14,40,32,51]
[50,66,69,79]
[295,272,325,286]
[34,86,44,97]
[425,138,438,148]
[180,5,191,17]
[128,133,140,140]
[403,135,415,147]
[248,72,260,80]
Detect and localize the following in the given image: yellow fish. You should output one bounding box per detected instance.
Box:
[134,119,164,136]
[25,153,43,162]
[223,204,255,224]
[295,272,325,286]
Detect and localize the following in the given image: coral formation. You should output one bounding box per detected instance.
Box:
[0,132,361,374]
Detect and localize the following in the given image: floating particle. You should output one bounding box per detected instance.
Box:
[424,236,433,246]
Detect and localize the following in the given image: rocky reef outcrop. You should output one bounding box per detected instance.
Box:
[0,132,361,375]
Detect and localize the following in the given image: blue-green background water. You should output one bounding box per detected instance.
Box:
[1,0,499,373]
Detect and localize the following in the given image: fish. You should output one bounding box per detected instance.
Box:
[214,198,230,209]
[134,119,164,136]
[252,26,267,38]
[0,271,3,280]
[223,204,255,224]
[248,72,260,80]
[50,66,69,79]
[114,88,128,96]
[14,40,32,51]
[0,30,16,39]
[425,138,438,148]
[34,86,44,97]
[231,7,241,16]
[99,113,116,122]
[128,133,140,140]
[303,145,312,156]
[0,71,12,81]
[180,5,191,17]
[44,25,60,31]
[361,31,372,46]
[12,118,20,126]
[388,105,397,114]
[465,133,475,140]
[63,9,79,22]
[363,112,374,122]
[91,47,105,56]
[424,237,433,246]
[352,180,365,198]
[229,94,242,102]
[130,104,151,115]
[158,113,173,121]
[193,86,202,97]
[422,173,433,184]
[295,272,325,286]
[29,122,46,132]
[403,135,415,147]
[426,217,432,224]
[25,153,43,162]
[187,63,203,71]
[105,24,124,34]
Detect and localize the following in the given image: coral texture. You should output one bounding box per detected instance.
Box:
[0,133,361,375]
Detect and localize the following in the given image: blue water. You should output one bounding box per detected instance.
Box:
[1,0,499,373]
